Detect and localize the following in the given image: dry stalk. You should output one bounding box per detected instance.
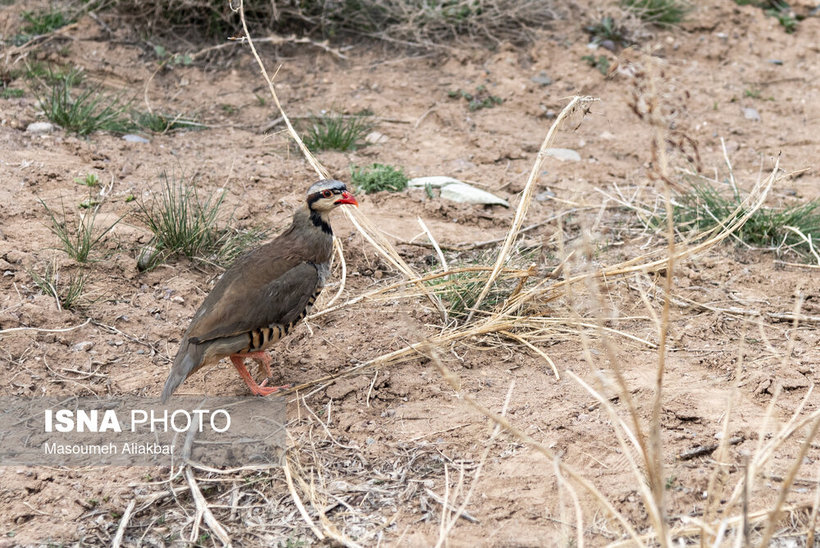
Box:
[553,455,584,548]
[0,317,92,335]
[434,381,512,546]
[418,216,449,271]
[701,343,745,544]
[282,453,324,541]
[184,466,232,546]
[609,504,811,547]
[806,468,820,548]
[467,95,597,322]
[321,237,347,310]
[111,499,136,548]
[645,57,674,547]
[757,412,820,546]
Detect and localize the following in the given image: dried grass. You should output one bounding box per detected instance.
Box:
[100,0,559,48]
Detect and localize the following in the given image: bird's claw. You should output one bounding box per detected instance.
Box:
[252,379,292,396]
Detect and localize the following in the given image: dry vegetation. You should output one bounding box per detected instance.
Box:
[1,0,819,546]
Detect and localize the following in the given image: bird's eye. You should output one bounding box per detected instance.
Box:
[322,189,332,198]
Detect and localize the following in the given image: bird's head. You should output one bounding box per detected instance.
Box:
[306,179,358,213]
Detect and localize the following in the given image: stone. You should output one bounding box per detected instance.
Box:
[531,71,552,86]
[544,148,581,162]
[408,176,509,207]
[73,341,94,352]
[26,122,54,133]
[742,107,761,122]
[364,131,388,144]
[122,134,150,143]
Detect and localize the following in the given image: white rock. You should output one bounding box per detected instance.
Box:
[440,182,509,207]
[408,176,509,207]
[26,122,54,133]
[544,148,581,162]
[122,134,150,143]
[742,107,761,122]
[364,131,388,144]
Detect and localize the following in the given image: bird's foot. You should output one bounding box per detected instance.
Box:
[255,379,292,396]
[231,354,283,397]
[242,351,273,378]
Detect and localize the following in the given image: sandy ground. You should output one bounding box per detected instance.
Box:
[1,0,820,545]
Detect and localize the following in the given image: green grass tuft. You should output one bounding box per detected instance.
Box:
[36,69,132,135]
[425,249,536,322]
[350,163,408,194]
[133,111,203,133]
[664,181,820,260]
[302,112,373,152]
[137,173,266,269]
[584,16,632,48]
[40,199,119,263]
[621,0,691,25]
[734,1,799,33]
[21,8,72,34]
[1,88,24,99]
[28,261,87,311]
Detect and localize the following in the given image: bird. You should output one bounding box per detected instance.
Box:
[161,179,358,402]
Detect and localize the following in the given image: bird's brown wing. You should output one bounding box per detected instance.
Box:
[187,261,320,344]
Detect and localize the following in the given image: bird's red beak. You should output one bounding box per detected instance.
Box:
[335,191,358,207]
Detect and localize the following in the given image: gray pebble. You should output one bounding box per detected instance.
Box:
[531,71,553,86]
[73,341,94,352]
[743,107,761,122]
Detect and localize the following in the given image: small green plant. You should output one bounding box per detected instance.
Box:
[582,54,610,75]
[735,1,799,33]
[40,199,119,263]
[75,173,99,187]
[28,261,87,311]
[447,85,503,111]
[620,0,691,25]
[662,181,820,260]
[133,111,202,133]
[152,45,193,66]
[350,163,408,194]
[21,8,72,35]
[137,173,265,268]
[302,111,373,152]
[36,69,133,135]
[766,2,797,33]
[584,16,631,47]
[1,88,24,98]
[743,87,762,99]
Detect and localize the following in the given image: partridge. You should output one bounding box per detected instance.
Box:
[161,179,357,402]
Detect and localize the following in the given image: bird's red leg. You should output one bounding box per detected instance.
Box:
[244,351,272,377]
[239,351,292,392]
[229,355,281,396]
